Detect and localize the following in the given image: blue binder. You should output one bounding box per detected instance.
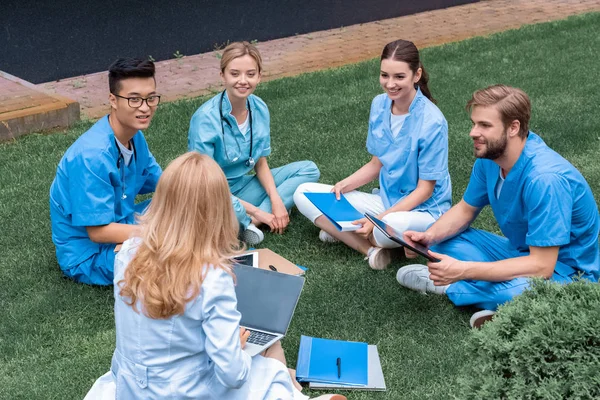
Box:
[303,192,363,231]
[296,335,368,386]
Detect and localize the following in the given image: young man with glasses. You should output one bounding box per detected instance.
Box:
[50,58,162,285]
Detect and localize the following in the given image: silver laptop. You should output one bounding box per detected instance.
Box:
[232,263,305,356]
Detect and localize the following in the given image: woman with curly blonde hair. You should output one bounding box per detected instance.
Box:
[85,152,343,400]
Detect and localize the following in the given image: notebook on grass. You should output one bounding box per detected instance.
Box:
[296,335,368,386]
[303,192,363,231]
[309,345,386,391]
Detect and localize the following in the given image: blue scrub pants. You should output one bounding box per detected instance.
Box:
[231,161,320,229]
[431,228,578,311]
[62,199,151,286]
[63,243,117,285]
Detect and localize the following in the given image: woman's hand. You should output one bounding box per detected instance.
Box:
[252,209,277,231]
[331,180,350,200]
[239,327,250,349]
[353,218,374,240]
[270,195,289,234]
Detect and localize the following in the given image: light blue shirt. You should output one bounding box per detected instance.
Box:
[366,89,452,218]
[464,132,599,281]
[188,92,272,187]
[111,238,253,398]
[49,116,162,276]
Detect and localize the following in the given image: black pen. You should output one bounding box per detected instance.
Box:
[336,357,341,379]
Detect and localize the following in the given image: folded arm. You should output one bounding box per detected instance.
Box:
[428,246,559,286]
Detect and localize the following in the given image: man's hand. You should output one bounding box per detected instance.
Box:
[353,217,373,240]
[427,251,465,286]
[239,327,250,349]
[403,231,434,258]
[270,195,289,234]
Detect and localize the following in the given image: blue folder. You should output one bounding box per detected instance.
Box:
[296,335,368,386]
[303,192,363,231]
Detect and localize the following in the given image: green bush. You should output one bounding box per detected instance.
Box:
[455,279,600,400]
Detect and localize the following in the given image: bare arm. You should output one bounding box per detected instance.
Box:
[380,179,435,217]
[237,198,260,217]
[402,200,481,257]
[254,157,288,233]
[463,246,558,281]
[333,156,382,198]
[86,223,138,244]
[236,194,278,232]
[423,200,481,245]
[254,157,280,202]
[232,157,288,233]
[427,246,559,286]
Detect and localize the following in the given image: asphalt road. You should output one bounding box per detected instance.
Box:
[0,0,477,83]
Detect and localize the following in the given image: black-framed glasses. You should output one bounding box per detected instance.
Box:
[112,93,161,108]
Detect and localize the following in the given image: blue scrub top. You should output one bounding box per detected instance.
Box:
[188,92,271,187]
[464,132,600,280]
[49,116,162,274]
[366,89,452,218]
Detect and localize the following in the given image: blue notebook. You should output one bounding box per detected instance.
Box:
[296,335,368,386]
[303,192,363,231]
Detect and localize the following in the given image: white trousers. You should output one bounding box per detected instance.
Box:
[293,182,436,248]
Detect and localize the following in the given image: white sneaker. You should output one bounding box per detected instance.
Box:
[470,310,496,329]
[396,264,449,295]
[318,230,339,243]
[366,247,397,270]
[240,223,264,246]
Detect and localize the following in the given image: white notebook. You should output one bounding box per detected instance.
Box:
[308,345,386,391]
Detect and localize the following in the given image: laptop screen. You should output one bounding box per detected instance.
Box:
[233,264,305,334]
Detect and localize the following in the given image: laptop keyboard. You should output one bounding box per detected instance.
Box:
[246,330,278,345]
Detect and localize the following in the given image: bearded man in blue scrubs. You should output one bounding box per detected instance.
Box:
[49,58,162,285]
[396,85,599,328]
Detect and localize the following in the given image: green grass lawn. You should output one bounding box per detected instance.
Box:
[1,12,599,400]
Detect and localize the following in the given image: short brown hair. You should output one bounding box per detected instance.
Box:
[466,85,531,138]
[220,41,263,73]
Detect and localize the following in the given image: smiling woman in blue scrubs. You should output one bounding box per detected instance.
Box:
[188,42,320,245]
[294,39,451,270]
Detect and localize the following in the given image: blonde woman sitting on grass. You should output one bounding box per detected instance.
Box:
[84,152,344,400]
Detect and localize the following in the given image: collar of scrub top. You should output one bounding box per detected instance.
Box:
[380,86,423,137]
[219,90,255,167]
[385,86,423,115]
[107,115,138,168]
[114,136,137,200]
